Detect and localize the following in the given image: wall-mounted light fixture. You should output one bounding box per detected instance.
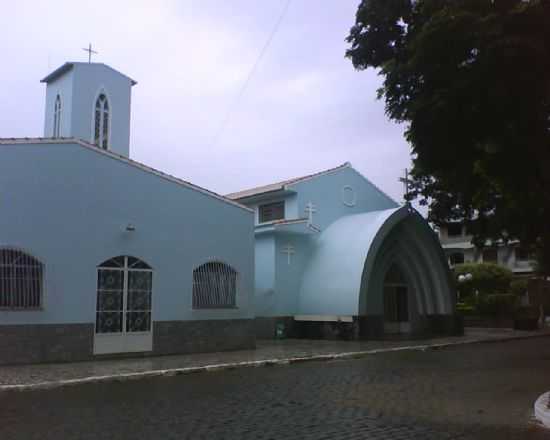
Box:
[125,223,136,232]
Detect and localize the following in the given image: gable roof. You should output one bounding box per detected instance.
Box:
[0,138,251,213]
[225,162,352,200]
[40,62,138,86]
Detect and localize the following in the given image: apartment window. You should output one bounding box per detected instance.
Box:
[516,247,528,262]
[449,252,465,265]
[259,201,285,223]
[447,223,463,237]
[482,248,498,263]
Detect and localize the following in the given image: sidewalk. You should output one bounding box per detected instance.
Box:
[1,327,549,392]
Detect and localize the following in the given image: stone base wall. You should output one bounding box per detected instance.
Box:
[153,319,256,356]
[0,319,256,366]
[0,323,94,366]
[254,317,296,339]
[255,314,463,340]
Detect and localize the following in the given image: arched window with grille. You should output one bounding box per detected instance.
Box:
[192,261,237,309]
[53,94,61,138]
[94,93,110,149]
[0,248,43,309]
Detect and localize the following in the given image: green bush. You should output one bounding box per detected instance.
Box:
[454,263,514,298]
[476,293,518,316]
[510,279,528,297]
[456,302,475,315]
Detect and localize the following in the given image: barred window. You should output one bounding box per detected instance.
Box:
[192,262,237,309]
[0,249,43,309]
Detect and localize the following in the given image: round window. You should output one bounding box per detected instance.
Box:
[342,186,357,207]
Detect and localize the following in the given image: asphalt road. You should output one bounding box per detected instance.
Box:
[1,338,550,439]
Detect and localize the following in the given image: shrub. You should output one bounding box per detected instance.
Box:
[510,278,528,297]
[454,263,514,298]
[476,294,518,316]
[456,302,475,315]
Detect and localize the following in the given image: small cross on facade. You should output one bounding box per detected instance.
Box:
[82,43,98,63]
[304,201,317,225]
[281,244,295,265]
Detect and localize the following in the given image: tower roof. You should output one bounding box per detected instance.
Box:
[40,62,137,86]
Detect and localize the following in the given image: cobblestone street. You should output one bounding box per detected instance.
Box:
[1,337,550,439]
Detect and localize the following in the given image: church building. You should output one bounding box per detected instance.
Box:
[1,61,459,365]
[0,62,255,365]
[227,164,460,339]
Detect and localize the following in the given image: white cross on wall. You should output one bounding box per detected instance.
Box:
[282,244,295,265]
[304,201,317,225]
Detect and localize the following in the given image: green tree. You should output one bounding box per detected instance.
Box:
[346,0,550,274]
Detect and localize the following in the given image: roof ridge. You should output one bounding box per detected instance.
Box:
[0,137,251,213]
[226,162,351,200]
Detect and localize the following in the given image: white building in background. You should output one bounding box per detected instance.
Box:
[437,223,535,275]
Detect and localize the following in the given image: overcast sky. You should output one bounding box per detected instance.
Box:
[1,0,412,203]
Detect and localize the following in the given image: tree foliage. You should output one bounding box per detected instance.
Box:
[454,262,514,297]
[346,0,550,274]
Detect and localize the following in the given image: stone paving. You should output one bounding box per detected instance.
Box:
[0,327,548,389]
[1,337,550,439]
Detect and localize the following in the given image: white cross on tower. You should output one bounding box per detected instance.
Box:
[282,244,295,265]
[304,201,317,225]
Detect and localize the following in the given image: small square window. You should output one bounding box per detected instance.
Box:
[259,201,285,223]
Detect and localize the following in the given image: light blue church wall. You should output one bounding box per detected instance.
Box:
[272,233,312,316]
[42,63,134,157]
[43,70,73,137]
[253,234,276,316]
[0,141,254,326]
[287,166,399,230]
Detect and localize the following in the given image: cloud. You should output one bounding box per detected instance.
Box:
[0,0,414,207]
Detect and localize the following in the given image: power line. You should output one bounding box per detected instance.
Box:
[209,0,292,149]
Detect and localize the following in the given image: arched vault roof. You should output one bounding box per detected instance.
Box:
[298,206,455,317]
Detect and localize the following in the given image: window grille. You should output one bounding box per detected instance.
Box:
[0,249,43,309]
[193,262,237,309]
[259,201,285,223]
[94,93,110,149]
[53,95,61,138]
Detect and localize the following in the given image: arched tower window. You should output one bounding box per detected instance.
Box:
[53,94,61,138]
[94,93,110,150]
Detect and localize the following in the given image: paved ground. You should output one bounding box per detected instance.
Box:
[0,327,547,389]
[1,337,550,439]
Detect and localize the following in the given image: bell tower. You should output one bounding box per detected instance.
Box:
[41,62,137,157]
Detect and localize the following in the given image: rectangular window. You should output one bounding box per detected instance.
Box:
[482,248,498,263]
[259,201,285,223]
[447,223,463,237]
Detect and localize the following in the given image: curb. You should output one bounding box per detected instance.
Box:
[1,332,549,393]
[534,391,550,429]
